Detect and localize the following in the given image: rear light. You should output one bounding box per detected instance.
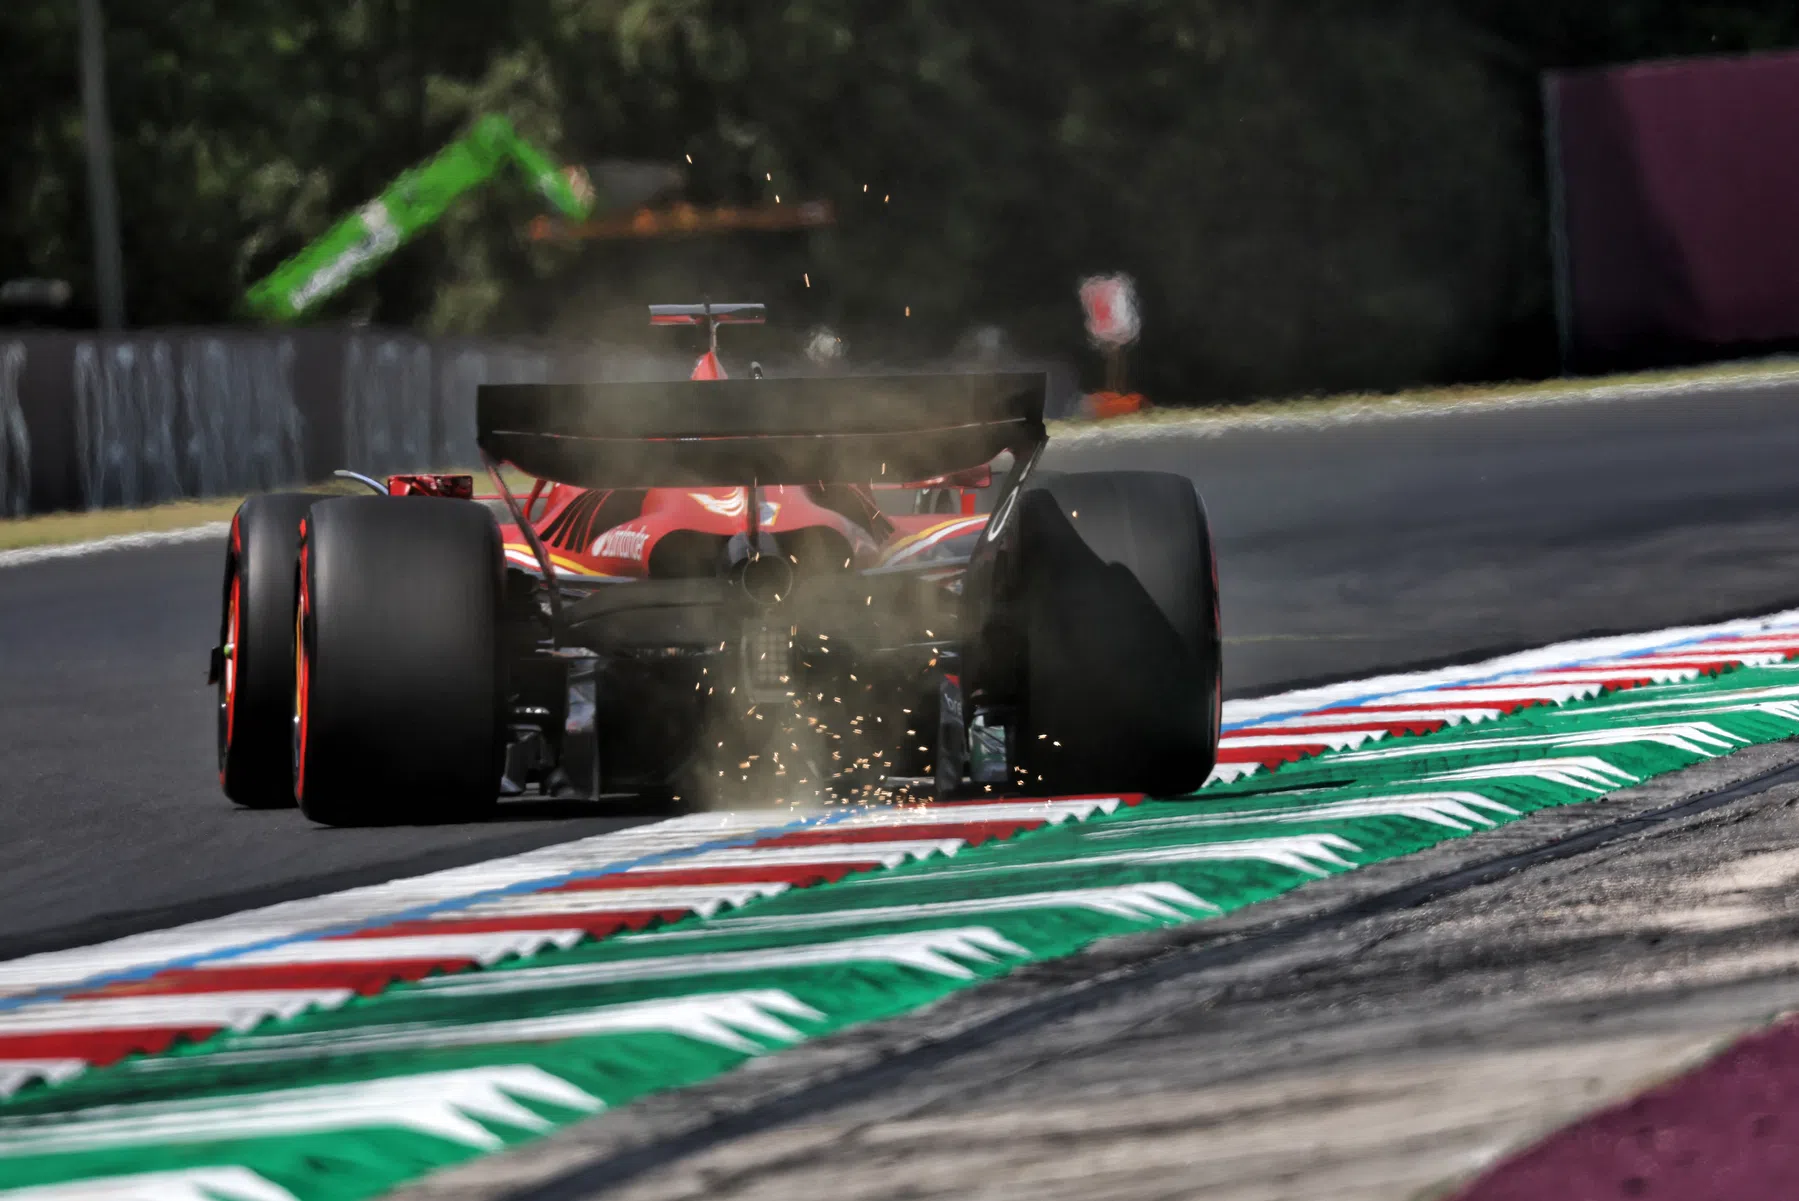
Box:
[742,622,795,703]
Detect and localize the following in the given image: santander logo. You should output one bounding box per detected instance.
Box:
[591,525,651,562]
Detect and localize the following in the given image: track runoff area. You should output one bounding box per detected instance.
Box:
[11,610,1799,1198]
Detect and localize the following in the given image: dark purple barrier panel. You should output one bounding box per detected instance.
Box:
[1549,50,1799,370]
[1453,1015,1799,1201]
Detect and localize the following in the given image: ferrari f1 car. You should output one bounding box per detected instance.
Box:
[212,304,1222,824]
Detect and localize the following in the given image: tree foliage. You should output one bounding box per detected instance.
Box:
[3,1,1797,399]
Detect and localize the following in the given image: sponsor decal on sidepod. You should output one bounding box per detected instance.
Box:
[591,526,650,562]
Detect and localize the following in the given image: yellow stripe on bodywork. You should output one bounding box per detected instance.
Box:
[503,542,626,578]
[884,517,984,557]
[882,517,986,565]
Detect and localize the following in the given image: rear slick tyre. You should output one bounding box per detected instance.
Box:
[295,496,504,826]
[1012,470,1222,797]
[217,492,317,808]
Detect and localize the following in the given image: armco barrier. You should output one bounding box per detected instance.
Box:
[0,330,681,517]
[0,329,1084,518]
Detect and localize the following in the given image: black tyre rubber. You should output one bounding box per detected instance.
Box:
[1012,470,1222,797]
[217,492,317,808]
[295,495,504,826]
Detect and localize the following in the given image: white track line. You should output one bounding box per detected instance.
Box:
[0,813,801,1000]
[3,607,1798,1098]
[0,522,231,570]
[1056,362,1799,444]
[1221,604,1799,728]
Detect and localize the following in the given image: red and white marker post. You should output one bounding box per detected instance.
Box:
[1078,273,1145,418]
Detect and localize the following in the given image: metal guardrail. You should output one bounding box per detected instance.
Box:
[0,329,1084,518]
[0,330,680,517]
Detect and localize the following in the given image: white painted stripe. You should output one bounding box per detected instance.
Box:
[1327,722,1748,763]
[1410,757,1638,791]
[199,990,824,1061]
[1219,730,1390,750]
[1221,604,1799,726]
[0,931,306,994]
[835,838,1367,880]
[0,1167,301,1201]
[824,798,1124,825]
[0,812,809,999]
[416,928,1031,992]
[0,522,231,571]
[0,1066,603,1156]
[1554,653,1786,668]
[1348,685,1614,707]
[1591,683,1799,713]
[222,931,588,967]
[0,991,354,1034]
[632,839,968,871]
[0,1059,86,1097]
[632,883,1223,937]
[1104,792,1520,832]
[1462,668,1703,685]
[1683,636,1799,651]
[1241,707,1508,730]
[444,883,792,919]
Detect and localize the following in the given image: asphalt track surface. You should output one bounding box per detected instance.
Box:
[7,380,1799,960]
[565,741,1799,1201]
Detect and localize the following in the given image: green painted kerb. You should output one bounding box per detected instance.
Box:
[5,664,1799,1199]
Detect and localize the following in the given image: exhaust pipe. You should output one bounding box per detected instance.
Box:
[727,532,794,605]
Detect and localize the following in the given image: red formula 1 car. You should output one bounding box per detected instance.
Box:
[212,303,1222,825]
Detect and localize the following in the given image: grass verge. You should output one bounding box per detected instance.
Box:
[0,498,248,553]
[11,356,1799,550]
[1048,354,1799,435]
[0,468,543,553]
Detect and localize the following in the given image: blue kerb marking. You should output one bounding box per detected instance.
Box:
[0,806,876,1016]
[14,623,1798,1013]
[1219,625,1799,734]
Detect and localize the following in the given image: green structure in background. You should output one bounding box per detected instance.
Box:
[244,114,595,322]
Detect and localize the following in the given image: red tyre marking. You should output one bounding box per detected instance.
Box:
[294,534,311,801]
[223,573,241,749]
[219,508,244,789]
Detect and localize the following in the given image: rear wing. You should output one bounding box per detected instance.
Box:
[477,372,1046,487]
[648,303,765,327]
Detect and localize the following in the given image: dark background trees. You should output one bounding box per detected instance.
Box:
[4,1,1796,401]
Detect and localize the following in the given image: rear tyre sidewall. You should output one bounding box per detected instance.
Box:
[295,496,504,826]
[1012,471,1222,797]
[218,492,317,808]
